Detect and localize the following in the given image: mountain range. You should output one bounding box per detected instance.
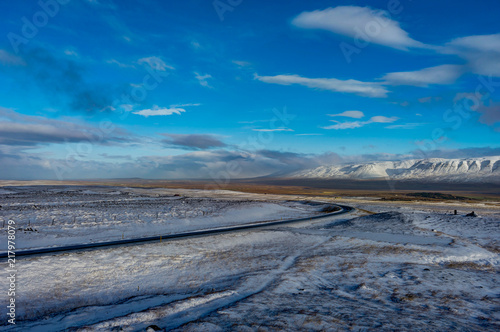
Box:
[289,156,500,183]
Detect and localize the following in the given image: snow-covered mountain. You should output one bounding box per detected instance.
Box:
[290,156,500,183]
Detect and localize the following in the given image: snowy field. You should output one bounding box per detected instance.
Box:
[0,186,499,331]
[0,186,327,250]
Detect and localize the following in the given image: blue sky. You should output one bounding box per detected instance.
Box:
[0,0,499,180]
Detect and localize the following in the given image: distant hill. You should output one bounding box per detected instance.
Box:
[289,156,500,183]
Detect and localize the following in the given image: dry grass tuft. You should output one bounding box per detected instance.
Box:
[443,261,494,271]
[358,245,440,256]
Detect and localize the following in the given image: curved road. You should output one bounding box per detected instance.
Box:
[0,204,354,259]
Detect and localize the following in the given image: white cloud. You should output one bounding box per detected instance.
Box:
[323,115,398,130]
[137,56,174,71]
[171,103,201,108]
[418,97,432,103]
[190,40,202,50]
[238,119,271,124]
[296,133,323,136]
[443,33,500,77]
[117,104,134,113]
[292,6,427,50]
[328,110,364,119]
[323,121,363,130]
[132,105,186,117]
[255,74,388,98]
[252,128,294,132]
[382,64,464,87]
[290,9,500,82]
[370,116,399,123]
[446,33,500,53]
[194,72,213,88]
[64,49,79,57]
[232,60,252,67]
[385,123,424,129]
[418,96,442,104]
[106,59,136,68]
[132,103,200,118]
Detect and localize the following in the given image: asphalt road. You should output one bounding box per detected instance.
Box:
[0,204,354,259]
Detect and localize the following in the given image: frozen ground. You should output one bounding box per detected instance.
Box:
[0,186,499,331]
[0,186,327,250]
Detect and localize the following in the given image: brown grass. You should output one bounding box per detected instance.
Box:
[443,261,494,271]
[2,179,499,200]
[358,245,440,256]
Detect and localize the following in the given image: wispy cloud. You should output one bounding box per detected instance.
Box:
[238,119,272,124]
[91,11,139,43]
[382,64,464,87]
[418,96,441,103]
[63,49,79,57]
[445,33,500,53]
[291,8,500,87]
[190,40,202,50]
[232,60,252,67]
[292,6,428,50]
[252,128,294,132]
[443,33,500,77]
[171,103,201,108]
[132,103,200,118]
[255,74,388,98]
[328,110,364,119]
[385,123,424,129]
[323,115,398,130]
[132,105,186,117]
[296,133,323,136]
[370,116,399,123]
[194,72,213,88]
[138,56,174,71]
[323,121,363,130]
[106,59,136,68]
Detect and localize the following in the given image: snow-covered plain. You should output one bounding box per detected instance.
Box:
[0,186,326,250]
[0,186,499,331]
